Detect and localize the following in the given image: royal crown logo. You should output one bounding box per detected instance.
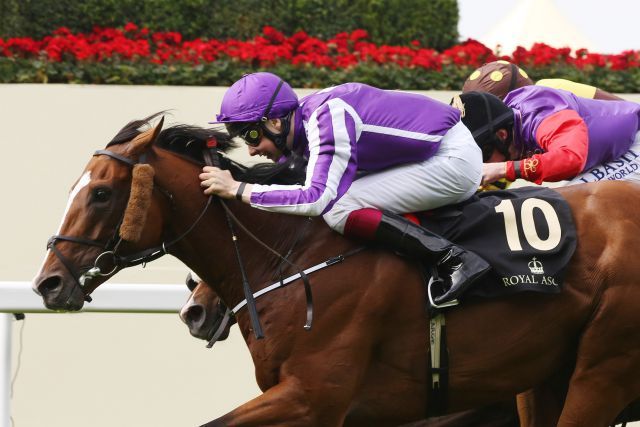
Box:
[528,257,544,274]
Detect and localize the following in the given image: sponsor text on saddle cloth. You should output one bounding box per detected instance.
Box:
[418,186,577,298]
[569,134,640,184]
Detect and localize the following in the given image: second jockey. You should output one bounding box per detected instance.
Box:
[453,87,640,186]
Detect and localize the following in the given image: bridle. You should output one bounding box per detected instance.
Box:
[47,140,315,340]
[47,148,213,302]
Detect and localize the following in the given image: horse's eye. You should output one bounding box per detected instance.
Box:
[92,187,112,203]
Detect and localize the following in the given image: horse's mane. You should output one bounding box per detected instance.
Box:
[107,112,306,185]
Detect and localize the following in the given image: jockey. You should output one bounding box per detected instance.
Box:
[201,72,491,304]
[453,87,640,186]
[463,60,623,101]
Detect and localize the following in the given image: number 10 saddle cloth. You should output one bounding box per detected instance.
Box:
[416,186,577,299]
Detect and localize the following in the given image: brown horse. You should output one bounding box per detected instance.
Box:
[180,274,520,426]
[178,275,637,427]
[32,116,640,426]
[180,272,235,343]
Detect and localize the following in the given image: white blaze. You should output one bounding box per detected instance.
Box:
[179,293,197,322]
[32,171,92,289]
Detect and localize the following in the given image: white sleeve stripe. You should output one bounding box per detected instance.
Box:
[251,183,304,192]
[361,124,443,142]
[251,99,357,215]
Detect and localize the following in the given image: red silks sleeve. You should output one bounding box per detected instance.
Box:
[508,110,588,184]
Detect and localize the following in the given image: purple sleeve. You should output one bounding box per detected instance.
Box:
[250,100,358,216]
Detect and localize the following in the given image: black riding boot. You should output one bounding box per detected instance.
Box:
[375,211,491,305]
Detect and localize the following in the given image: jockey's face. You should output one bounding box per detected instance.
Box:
[247,119,284,162]
[487,148,507,163]
[488,128,517,162]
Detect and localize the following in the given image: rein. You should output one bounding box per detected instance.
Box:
[202,143,316,339]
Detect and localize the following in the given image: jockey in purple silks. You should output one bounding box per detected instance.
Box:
[200,72,490,304]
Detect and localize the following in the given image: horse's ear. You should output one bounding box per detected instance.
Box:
[127,116,165,157]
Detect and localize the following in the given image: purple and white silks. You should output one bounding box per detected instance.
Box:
[249,83,461,216]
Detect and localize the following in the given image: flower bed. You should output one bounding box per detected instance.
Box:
[1,24,638,92]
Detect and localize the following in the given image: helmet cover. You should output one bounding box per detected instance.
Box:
[212,72,298,124]
[462,60,533,100]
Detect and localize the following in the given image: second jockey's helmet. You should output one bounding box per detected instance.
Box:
[452,91,514,162]
[462,60,533,100]
[212,72,299,124]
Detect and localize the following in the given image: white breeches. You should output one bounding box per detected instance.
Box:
[324,121,483,234]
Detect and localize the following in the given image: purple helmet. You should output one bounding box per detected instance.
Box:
[211,72,298,124]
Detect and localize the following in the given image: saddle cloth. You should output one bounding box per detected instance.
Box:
[416,186,577,298]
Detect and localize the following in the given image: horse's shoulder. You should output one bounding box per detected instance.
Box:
[555,181,640,217]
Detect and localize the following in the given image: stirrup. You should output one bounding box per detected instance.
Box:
[427,276,459,309]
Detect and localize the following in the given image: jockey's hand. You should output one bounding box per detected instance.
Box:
[199,166,240,199]
[482,162,507,186]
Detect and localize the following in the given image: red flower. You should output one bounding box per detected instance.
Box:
[1,23,636,80]
[262,26,286,44]
[124,22,138,33]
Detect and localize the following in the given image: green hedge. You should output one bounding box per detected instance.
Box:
[0,0,458,50]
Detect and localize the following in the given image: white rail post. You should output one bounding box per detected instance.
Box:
[0,281,190,426]
[0,313,11,427]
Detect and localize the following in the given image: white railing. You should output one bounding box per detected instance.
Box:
[0,281,190,427]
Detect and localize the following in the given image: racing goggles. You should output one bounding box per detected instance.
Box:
[227,122,263,146]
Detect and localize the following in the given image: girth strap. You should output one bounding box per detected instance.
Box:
[426,266,450,417]
[429,311,449,416]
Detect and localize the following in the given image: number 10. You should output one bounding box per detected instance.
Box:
[494,198,562,251]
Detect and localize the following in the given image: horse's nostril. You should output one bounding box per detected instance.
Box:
[38,276,62,296]
[185,305,205,327]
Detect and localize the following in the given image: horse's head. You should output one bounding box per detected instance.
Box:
[32,116,168,310]
[33,111,304,312]
[179,272,235,343]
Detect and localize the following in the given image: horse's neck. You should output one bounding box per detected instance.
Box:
[186,203,334,307]
[153,150,341,306]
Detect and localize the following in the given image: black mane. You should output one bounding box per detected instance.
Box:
[107,112,306,186]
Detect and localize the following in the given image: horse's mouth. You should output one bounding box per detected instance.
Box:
[35,274,87,311]
[191,323,217,341]
[206,321,231,342]
[191,315,231,342]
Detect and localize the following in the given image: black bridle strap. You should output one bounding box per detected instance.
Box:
[219,200,315,331]
[94,149,137,167]
[206,306,234,348]
[48,235,108,249]
[47,242,93,302]
[224,209,265,339]
[203,146,265,339]
[115,194,213,268]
